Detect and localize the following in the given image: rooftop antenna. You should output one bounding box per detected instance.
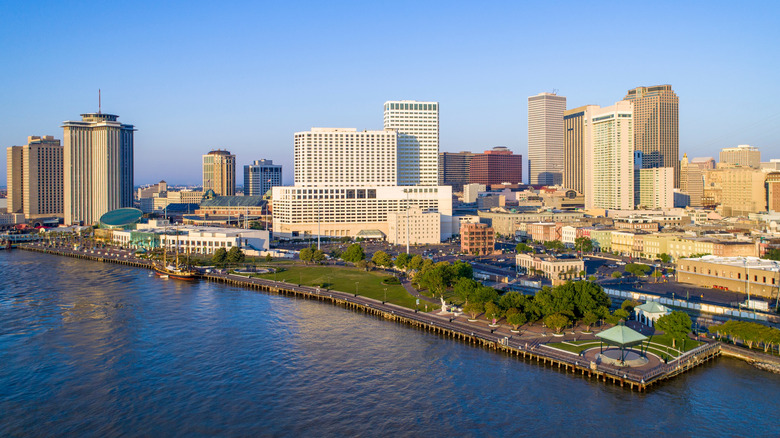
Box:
[552,88,559,95]
[98,89,101,114]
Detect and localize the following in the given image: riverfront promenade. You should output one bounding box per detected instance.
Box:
[20,241,729,391]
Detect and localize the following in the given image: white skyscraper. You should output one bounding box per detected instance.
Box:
[62,112,135,225]
[528,92,566,185]
[584,101,634,210]
[383,101,439,186]
[244,159,282,197]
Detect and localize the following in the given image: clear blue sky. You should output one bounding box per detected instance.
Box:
[1,0,779,186]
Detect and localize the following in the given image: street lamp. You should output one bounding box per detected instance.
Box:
[384,287,387,304]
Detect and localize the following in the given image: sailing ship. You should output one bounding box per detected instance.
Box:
[154,227,198,280]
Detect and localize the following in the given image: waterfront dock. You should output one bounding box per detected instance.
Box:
[17,243,742,391]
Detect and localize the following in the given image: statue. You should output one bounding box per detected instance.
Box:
[438,296,450,315]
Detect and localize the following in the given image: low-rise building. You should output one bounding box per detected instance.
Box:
[528,222,557,242]
[113,225,270,255]
[614,216,659,232]
[387,207,441,246]
[461,222,495,255]
[516,253,584,284]
[677,256,780,298]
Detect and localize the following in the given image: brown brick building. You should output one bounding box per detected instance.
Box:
[461,222,495,255]
[469,147,523,186]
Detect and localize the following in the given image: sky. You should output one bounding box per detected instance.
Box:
[1,0,779,187]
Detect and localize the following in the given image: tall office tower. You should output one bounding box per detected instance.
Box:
[6,136,64,219]
[634,151,644,207]
[718,168,767,217]
[767,172,780,212]
[203,150,236,196]
[719,144,760,168]
[528,92,566,186]
[62,113,135,225]
[623,85,679,186]
[468,147,523,185]
[564,105,598,193]
[638,167,674,210]
[680,153,704,207]
[584,101,634,210]
[244,159,282,196]
[294,128,397,187]
[383,101,439,186]
[438,151,474,191]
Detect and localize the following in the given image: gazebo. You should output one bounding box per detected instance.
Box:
[596,323,649,366]
[634,301,671,327]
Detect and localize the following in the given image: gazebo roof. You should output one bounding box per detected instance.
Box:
[635,301,670,314]
[596,324,648,347]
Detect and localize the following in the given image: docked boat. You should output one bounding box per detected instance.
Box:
[154,226,198,280]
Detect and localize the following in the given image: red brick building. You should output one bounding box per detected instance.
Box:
[461,223,495,255]
[469,147,523,185]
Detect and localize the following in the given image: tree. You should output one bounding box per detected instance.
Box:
[507,310,528,331]
[299,247,313,263]
[543,240,566,253]
[611,271,622,279]
[312,249,326,263]
[534,286,575,319]
[212,248,228,266]
[454,278,479,304]
[395,253,411,270]
[544,313,570,334]
[473,285,499,306]
[408,254,424,272]
[574,236,593,253]
[464,301,484,320]
[498,291,530,312]
[659,253,672,263]
[341,243,365,263]
[581,311,599,332]
[355,260,369,271]
[484,301,503,322]
[329,248,342,260]
[227,246,245,264]
[613,308,630,322]
[265,254,273,262]
[762,249,780,261]
[450,260,473,280]
[516,243,534,253]
[372,250,393,268]
[625,263,651,277]
[656,311,692,348]
[621,299,640,313]
[588,275,597,282]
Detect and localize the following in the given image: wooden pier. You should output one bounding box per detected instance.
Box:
[20,243,724,391]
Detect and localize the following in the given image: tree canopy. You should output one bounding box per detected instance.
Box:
[656,311,692,348]
[574,236,593,253]
[516,243,534,253]
[212,248,227,266]
[625,263,651,277]
[226,246,246,264]
[371,250,393,268]
[710,320,780,353]
[341,244,365,263]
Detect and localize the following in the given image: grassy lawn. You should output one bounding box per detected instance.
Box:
[251,264,418,309]
[547,334,702,358]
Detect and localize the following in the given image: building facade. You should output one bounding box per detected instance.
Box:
[584,101,635,210]
[384,101,439,186]
[677,256,779,298]
[516,253,584,283]
[244,159,282,196]
[767,172,780,212]
[203,150,236,196]
[461,222,495,255]
[468,146,523,185]
[62,113,134,225]
[294,128,396,187]
[639,167,674,210]
[720,145,760,168]
[528,92,566,185]
[438,151,474,191]
[6,135,63,220]
[680,154,704,207]
[563,105,597,194]
[623,85,679,187]
[387,206,441,246]
[718,168,767,217]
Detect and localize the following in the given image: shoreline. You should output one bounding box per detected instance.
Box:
[15,243,780,388]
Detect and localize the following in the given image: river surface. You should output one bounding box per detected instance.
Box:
[1,251,779,437]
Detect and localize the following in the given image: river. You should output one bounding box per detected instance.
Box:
[1,251,779,437]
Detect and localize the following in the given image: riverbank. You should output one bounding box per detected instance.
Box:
[18,243,780,386]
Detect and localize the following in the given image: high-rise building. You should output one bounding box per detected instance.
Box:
[563,105,598,193]
[244,159,282,197]
[62,113,135,225]
[718,167,767,217]
[690,157,716,170]
[383,101,439,186]
[468,146,523,185]
[528,92,566,186]
[294,128,396,187]
[767,172,780,212]
[438,151,474,191]
[6,136,64,219]
[584,101,634,211]
[623,85,679,187]
[719,144,760,168]
[203,150,236,196]
[680,153,704,207]
[638,167,674,210]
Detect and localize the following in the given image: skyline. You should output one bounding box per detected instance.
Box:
[2,1,779,186]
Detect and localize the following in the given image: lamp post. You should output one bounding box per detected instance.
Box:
[384,287,387,304]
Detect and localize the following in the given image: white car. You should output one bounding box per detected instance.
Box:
[616,261,626,265]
